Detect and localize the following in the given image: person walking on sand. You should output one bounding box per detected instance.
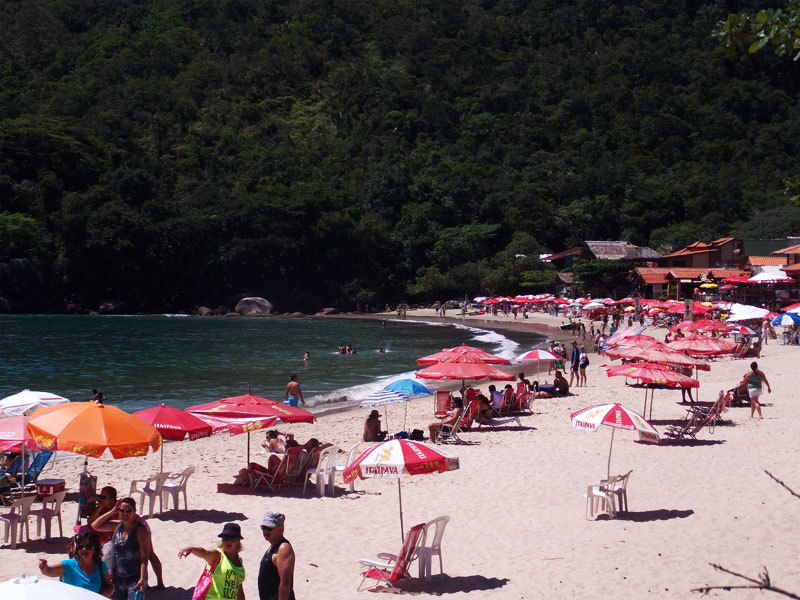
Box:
[179,523,245,600]
[743,361,771,419]
[258,512,296,600]
[569,341,580,387]
[284,375,305,407]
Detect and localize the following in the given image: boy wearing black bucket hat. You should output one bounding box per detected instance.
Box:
[258,512,295,600]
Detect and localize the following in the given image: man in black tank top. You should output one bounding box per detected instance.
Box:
[258,512,296,600]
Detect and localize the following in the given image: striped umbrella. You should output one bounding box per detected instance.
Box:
[359,390,409,431]
[571,403,659,479]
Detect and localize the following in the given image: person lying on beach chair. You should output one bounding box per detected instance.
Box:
[473,395,520,428]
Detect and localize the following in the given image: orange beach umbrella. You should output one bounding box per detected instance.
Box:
[28,402,162,459]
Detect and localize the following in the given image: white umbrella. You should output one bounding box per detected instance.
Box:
[0,390,69,417]
[0,574,105,599]
[725,303,769,322]
[516,349,559,382]
[359,389,409,430]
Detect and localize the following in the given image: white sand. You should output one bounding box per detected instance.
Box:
[2,310,799,598]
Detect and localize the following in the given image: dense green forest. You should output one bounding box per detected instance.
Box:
[2,0,800,312]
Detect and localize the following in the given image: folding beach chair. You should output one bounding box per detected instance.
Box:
[357,523,426,592]
[663,407,719,441]
[434,391,452,417]
[438,404,468,444]
[499,388,515,415]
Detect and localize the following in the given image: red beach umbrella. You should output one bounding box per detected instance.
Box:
[416,345,510,366]
[0,415,38,452]
[415,353,515,383]
[188,389,316,463]
[515,348,559,381]
[133,404,213,471]
[605,334,662,350]
[571,403,660,479]
[604,345,702,369]
[605,362,699,418]
[343,439,460,541]
[666,336,737,356]
[679,320,732,334]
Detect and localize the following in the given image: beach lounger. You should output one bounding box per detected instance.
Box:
[460,399,480,430]
[686,390,730,428]
[499,388,515,415]
[357,522,426,592]
[664,406,719,441]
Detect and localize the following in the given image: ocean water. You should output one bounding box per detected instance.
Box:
[0,315,546,414]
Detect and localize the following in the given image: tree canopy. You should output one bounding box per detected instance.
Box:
[2,0,800,311]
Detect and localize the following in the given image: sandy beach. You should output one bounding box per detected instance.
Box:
[2,309,799,599]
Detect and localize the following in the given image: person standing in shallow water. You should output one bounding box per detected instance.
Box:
[258,512,296,600]
[284,375,305,407]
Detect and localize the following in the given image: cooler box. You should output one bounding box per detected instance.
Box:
[36,478,66,500]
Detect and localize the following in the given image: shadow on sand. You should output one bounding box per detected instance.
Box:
[420,574,510,595]
[18,537,72,554]
[151,508,248,523]
[660,439,726,447]
[464,425,537,434]
[616,508,694,522]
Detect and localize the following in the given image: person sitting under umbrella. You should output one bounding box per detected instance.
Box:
[363,410,387,442]
[261,430,295,453]
[428,397,463,443]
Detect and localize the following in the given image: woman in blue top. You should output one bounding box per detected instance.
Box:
[39,529,112,596]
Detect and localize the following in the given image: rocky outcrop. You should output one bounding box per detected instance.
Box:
[196,306,213,316]
[235,297,273,316]
[316,307,339,315]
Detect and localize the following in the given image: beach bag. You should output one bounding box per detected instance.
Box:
[191,552,222,600]
[409,429,425,441]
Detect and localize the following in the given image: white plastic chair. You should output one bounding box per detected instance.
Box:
[303,446,339,497]
[0,494,35,548]
[29,489,67,539]
[419,515,450,582]
[332,443,362,494]
[129,472,171,517]
[609,470,633,513]
[585,476,618,520]
[161,466,195,511]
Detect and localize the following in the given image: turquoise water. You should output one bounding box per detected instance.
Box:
[0,315,545,414]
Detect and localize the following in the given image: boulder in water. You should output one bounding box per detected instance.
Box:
[196,306,213,317]
[235,297,273,316]
[317,307,339,315]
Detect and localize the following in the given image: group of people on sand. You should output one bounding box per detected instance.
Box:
[39,486,164,599]
[178,512,297,600]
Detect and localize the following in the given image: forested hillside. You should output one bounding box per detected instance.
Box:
[2,0,800,312]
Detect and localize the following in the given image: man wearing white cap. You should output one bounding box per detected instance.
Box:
[258,512,296,600]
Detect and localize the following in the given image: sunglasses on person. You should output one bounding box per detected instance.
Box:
[76,544,94,550]
[118,508,133,514]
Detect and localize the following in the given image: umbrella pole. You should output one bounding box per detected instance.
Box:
[160,444,164,473]
[247,431,251,465]
[384,404,389,433]
[649,387,654,421]
[643,385,648,415]
[607,427,616,480]
[398,479,405,543]
[403,400,408,432]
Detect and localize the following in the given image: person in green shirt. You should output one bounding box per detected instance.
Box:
[179,523,245,600]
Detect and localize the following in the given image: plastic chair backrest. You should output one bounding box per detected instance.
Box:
[286,448,307,477]
[305,447,323,471]
[614,470,633,492]
[41,489,67,512]
[391,523,426,581]
[424,515,450,552]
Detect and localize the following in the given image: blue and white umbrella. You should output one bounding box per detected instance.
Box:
[385,379,433,396]
[771,312,800,326]
[360,389,410,431]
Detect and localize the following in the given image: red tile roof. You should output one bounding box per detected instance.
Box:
[633,267,670,284]
[544,246,582,261]
[747,256,788,266]
[709,269,748,278]
[771,243,800,255]
[667,268,708,279]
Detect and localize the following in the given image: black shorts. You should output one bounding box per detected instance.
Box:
[570,365,579,372]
